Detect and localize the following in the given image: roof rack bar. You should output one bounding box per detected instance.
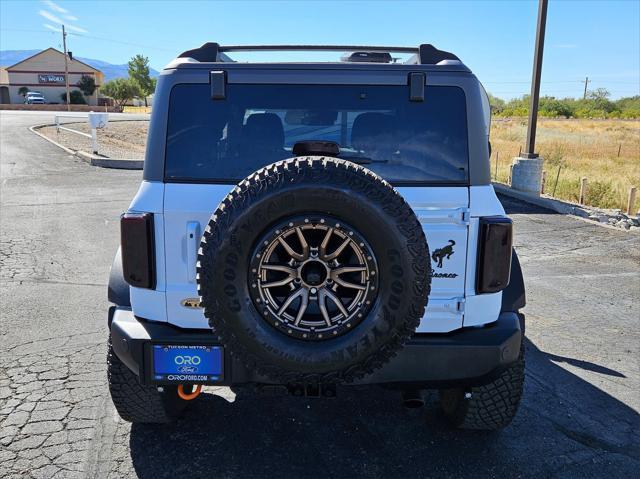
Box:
[177,43,460,65]
[218,45,419,53]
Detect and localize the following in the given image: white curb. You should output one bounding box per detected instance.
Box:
[29,124,144,170]
[493,183,636,232]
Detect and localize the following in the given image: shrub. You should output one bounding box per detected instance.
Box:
[60,90,86,104]
[76,75,96,97]
[489,93,640,119]
[585,180,618,209]
[101,78,142,109]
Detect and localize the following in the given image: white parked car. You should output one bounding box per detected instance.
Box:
[24,92,46,104]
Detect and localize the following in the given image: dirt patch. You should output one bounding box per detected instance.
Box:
[38,120,148,160]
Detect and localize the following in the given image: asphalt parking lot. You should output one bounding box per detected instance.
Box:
[1,110,638,478]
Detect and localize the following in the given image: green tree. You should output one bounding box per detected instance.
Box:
[76,75,96,98]
[18,86,29,98]
[101,78,142,109]
[539,96,575,117]
[486,92,505,114]
[60,90,86,104]
[615,96,640,118]
[587,88,610,101]
[489,91,640,119]
[128,54,155,107]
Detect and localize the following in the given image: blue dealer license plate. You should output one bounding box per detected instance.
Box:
[153,345,223,382]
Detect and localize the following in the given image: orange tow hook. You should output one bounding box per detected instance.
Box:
[177,384,202,401]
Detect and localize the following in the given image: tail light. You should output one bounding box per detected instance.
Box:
[121,212,156,289]
[476,217,513,294]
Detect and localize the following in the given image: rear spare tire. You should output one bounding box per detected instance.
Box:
[198,157,431,384]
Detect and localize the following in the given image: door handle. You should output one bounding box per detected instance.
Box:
[187,222,200,283]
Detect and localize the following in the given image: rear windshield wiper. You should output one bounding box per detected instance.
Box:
[339,156,388,165]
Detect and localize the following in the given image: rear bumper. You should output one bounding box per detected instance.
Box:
[109,307,522,388]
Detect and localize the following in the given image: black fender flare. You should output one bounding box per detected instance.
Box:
[108,247,130,308]
[501,249,525,313]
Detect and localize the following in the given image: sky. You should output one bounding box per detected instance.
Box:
[1,0,639,100]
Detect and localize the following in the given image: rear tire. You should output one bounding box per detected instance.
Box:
[107,338,190,423]
[439,343,525,430]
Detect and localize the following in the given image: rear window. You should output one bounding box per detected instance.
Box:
[165,83,468,184]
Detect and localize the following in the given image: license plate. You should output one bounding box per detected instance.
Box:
[153,345,223,382]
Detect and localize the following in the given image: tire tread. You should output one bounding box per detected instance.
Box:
[197,157,431,384]
[440,343,525,430]
[107,338,171,424]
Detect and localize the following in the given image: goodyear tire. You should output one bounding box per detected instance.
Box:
[439,342,525,430]
[198,157,431,384]
[107,338,191,423]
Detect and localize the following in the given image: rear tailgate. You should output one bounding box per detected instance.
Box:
[164,184,469,333]
[399,187,469,332]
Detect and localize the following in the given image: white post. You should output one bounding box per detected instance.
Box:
[55,115,60,133]
[91,128,98,154]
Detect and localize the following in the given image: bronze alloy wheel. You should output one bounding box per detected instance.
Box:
[249,216,378,340]
[197,157,431,383]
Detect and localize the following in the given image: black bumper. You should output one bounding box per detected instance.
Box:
[110,307,522,388]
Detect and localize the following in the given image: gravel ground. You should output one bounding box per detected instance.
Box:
[38,120,148,160]
[1,111,639,478]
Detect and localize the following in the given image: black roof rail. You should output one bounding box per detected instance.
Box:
[418,44,459,64]
[177,43,460,65]
[178,42,221,62]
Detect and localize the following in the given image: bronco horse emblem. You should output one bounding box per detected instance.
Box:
[431,240,455,268]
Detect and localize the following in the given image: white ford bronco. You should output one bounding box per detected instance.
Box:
[107,43,526,430]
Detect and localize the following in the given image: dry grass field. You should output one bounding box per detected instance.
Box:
[122,106,152,114]
[491,119,640,211]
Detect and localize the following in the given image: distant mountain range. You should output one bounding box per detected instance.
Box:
[0,50,159,82]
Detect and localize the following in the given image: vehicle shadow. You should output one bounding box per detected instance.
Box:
[498,193,558,215]
[129,337,639,478]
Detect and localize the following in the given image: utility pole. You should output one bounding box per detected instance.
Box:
[511,0,548,196]
[523,0,548,159]
[582,76,590,99]
[62,24,70,111]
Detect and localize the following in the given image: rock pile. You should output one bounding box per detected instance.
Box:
[578,208,640,231]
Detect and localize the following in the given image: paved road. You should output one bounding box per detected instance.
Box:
[1,111,638,478]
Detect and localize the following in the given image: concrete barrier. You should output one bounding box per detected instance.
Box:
[511,157,544,195]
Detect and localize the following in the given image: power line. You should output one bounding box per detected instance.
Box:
[2,26,639,87]
[484,80,580,84]
[484,79,638,85]
[586,80,639,84]
[0,28,59,33]
[0,27,173,52]
[67,32,174,52]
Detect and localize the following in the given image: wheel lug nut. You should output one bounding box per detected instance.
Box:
[310,287,317,294]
